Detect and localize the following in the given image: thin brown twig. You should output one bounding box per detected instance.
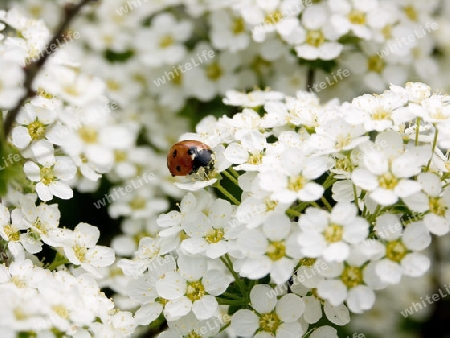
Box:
[2,0,95,139]
[306,68,315,92]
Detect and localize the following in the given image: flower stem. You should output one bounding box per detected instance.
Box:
[213,180,240,205]
[216,297,248,306]
[425,125,438,171]
[323,174,336,190]
[415,117,420,146]
[321,196,332,211]
[223,169,239,186]
[221,254,246,294]
[47,252,69,271]
[286,208,301,217]
[310,201,321,209]
[228,167,240,178]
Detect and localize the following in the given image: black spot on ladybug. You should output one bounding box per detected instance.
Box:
[176,165,181,172]
[187,148,194,155]
[172,150,177,157]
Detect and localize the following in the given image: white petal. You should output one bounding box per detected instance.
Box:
[275,321,304,337]
[250,284,277,313]
[164,297,192,321]
[24,161,41,181]
[11,126,31,149]
[239,258,271,280]
[323,302,350,325]
[31,140,55,166]
[330,203,356,225]
[370,188,398,206]
[363,150,388,175]
[203,269,232,296]
[375,259,401,284]
[424,214,450,235]
[401,253,430,277]
[402,192,430,212]
[343,218,368,243]
[310,325,338,338]
[302,156,328,180]
[317,279,347,306]
[179,238,207,255]
[394,180,421,198]
[402,221,431,251]
[263,214,290,241]
[156,272,187,300]
[298,183,324,201]
[192,295,219,320]
[351,169,378,190]
[53,157,77,181]
[177,255,206,280]
[224,143,248,164]
[49,182,73,200]
[183,212,210,237]
[276,294,305,322]
[323,243,349,262]
[270,258,296,285]
[298,232,327,258]
[35,183,53,201]
[302,296,322,324]
[375,214,402,240]
[134,303,163,326]
[346,285,375,313]
[230,309,258,337]
[86,246,115,267]
[299,207,328,232]
[418,172,442,196]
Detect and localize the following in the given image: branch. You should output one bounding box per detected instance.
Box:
[2,0,95,139]
[306,68,315,92]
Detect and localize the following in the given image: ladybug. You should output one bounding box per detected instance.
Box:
[167,140,215,179]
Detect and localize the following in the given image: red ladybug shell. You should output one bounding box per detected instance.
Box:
[167,140,213,177]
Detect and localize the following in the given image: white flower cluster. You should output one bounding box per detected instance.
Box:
[128,82,449,337]
[0,8,138,337]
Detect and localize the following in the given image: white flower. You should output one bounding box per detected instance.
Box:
[230,284,305,337]
[294,4,344,60]
[329,0,381,40]
[403,172,450,235]
[351,131,431,206]
[11,97,60,152]
[235,214,298,284]
[11,193,61,247]
[184,43,238,102]
[374,214,431,284]
[258,148,328,203]
[224,130,267,171]
[409,94,450,124]
[126,256,177,325]
[308,117,369,154]
[179,198,233,259]
[210,10,249,52]
[24,156,76,201]
[342,92,414,131]
[317,263,376,313]
[136,13,192,67]
[298,203,369,262]
[157,255,232,321]
[53,222,115,276]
